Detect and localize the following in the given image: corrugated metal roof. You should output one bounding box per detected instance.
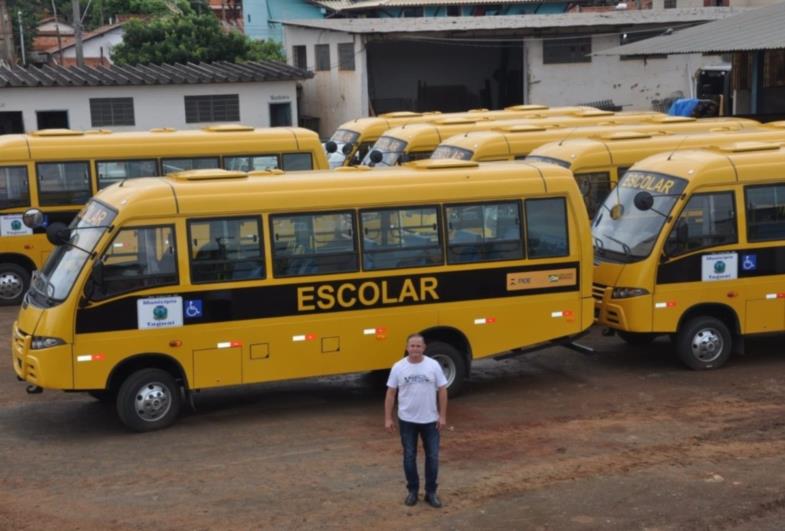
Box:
[595,2,785,55]
[314,0,546,9]
[282,7,743,34]
[0,60,312,88]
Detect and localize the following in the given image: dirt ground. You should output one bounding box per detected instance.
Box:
[2,305,785,530]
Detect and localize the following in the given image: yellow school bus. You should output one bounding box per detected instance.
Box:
[593,141,785,369]
[431,116,761,164]
[13,160,593,431]
[0,125,328,305]
[324,105,596,168]
[362,110,669,167]
[528,124,785,218]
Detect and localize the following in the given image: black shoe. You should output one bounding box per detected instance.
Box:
[404,491,418,506]
[425,492,442,508]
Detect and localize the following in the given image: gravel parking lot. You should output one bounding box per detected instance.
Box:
[2,304,785,530]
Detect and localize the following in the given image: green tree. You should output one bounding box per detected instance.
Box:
[112,13,284,65]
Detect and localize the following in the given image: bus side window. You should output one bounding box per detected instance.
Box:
[282,153,313,171]
[96,159,158,189]
[0,166,30,209]
[93,225,178,300]
[36,161,91,206]
[665,192,736,257]
[223,155,279,172]
[446,201,523,264]
[188,217,265,283]
[162,157,220,174]
[360,206,442,270]
[271,211,358,277]
[525,198,569,259]
[745,184,785,242]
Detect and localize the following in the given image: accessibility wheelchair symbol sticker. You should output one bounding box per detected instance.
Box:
[741,254,757,272]
[184,299,203,319]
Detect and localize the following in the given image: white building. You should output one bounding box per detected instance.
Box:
[282,8,744,137]
[0,60,311,134]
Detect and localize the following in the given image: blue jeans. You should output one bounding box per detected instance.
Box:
[399,419,440,494]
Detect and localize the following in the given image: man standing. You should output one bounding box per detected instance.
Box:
[385,333,448,508]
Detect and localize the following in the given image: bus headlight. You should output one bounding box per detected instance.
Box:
[30,336,66,350]
[611,287,650,299]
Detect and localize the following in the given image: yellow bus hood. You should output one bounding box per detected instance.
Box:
[594,259,625,287]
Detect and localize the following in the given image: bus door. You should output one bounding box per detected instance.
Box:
[73,221,180,390]
[653,189,742,332]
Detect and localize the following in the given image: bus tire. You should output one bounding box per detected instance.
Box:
[116,368,181,432]
[676,316,732,371]
[617,331,657,345]
[0,263,30,306]
[425,341,466,397]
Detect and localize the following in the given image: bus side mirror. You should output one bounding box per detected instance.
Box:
[324,141,337,154]
[633,191,654,211]
[369,150,383,164]
[45,222,71,246]
[342,143,354,156]
[23,208,45,229]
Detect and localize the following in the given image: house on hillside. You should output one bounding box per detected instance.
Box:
[33,19,125,66]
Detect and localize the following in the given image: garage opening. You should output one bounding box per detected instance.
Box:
[366,40,523,114]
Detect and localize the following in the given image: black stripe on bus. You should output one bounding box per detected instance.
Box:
[75,261,580,334]
[657,246,785,284]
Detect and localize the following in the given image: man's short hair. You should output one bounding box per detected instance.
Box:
[406,333,425,344]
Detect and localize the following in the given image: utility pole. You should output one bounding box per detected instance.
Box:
[52,0,64,64]
[72,0,84,66]
[17,9,24,65]
[0,0,16,64]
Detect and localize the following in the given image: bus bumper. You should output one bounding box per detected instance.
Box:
[12,321,72,389]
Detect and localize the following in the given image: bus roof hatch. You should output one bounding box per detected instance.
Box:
[171,169,249,181]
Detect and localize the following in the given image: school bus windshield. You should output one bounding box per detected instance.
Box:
[430,145,474,161]
[327,129,360,168]
[29,200,117,306]
[592,171,686,262]
[362,136,407,167]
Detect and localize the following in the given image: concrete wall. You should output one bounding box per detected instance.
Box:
[0,81,299,132]
[283,26,366,138]
[527,34,726,110]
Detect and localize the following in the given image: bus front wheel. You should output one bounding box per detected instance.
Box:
[676,316,732,370]
[0,263,30,306]
[116,368,181,432]
[425,342,466,397]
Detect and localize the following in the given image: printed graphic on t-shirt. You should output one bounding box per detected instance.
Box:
[403,374,432,385]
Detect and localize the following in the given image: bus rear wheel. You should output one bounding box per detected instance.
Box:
[425,342,466,397]
[676,316,732,370]
[0,263,30,306]
[116,368,181,432]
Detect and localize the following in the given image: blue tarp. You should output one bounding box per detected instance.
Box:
[668,98,700,117]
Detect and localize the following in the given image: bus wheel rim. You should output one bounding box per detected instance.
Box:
[134,381,172,422]
[0,271,25,300]
[432,354,456,388]
[690,327,724,363]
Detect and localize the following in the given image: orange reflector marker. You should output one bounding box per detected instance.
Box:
[305,333,316,341]
[92,353,105,361]
[169,340,183,347]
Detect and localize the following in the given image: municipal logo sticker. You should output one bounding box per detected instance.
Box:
[137,296,183,330]
[702,253,737,282]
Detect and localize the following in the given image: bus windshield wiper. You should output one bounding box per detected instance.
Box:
[602,233,631,257]
[593,236,605,256]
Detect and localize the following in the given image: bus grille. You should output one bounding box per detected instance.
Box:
[605,309,621,325]
[592,283,607,302]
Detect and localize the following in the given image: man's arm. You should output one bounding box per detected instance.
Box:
[436,386,447,431]
[384,387,397,433]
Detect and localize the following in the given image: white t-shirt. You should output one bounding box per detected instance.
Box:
[386,356,448,424]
